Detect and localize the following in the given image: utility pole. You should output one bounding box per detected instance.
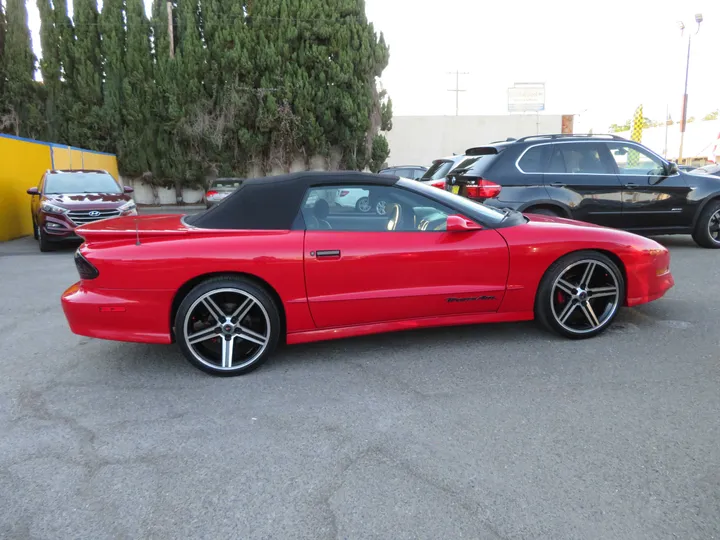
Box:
[678,14,703,163]
[167,1,175,59]
[447,71,468,116]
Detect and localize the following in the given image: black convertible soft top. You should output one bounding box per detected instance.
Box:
[186,171,398,230]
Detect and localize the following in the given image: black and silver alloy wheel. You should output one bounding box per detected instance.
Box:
[709,209,720,243]
[693,200,720,249]
[536,252,625,339]
[175,278,280,376]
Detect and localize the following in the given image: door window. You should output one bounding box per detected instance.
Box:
[300,185,456,232]
[547,143,615,175]
[607,143,667,178]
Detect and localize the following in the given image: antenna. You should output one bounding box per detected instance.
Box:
[135,218,141,246]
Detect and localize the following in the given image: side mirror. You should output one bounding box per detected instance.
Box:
[27,187,39,196]
[446,214,482,232]
[123,186,134,193]
[666,162,679,176]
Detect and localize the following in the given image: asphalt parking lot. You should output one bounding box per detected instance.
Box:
[1,229,718,540]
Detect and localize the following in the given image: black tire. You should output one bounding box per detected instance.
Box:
[174,276,281,376]
[38,226,53,252]
[526,207,561,217]
[692,200,720,249]
[535,251,625,339]
[32,219,39,240]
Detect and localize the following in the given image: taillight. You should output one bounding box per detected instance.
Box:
[430,180,445,189]
[465,179,501,199]
[74,250,99,280]
[338,190,350,197]
[206,190,219,198]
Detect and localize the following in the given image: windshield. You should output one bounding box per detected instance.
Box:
[45,173,122,194]
[398,178,508,226]
[421,160,454,180]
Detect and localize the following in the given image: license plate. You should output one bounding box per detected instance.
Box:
[451,185,460,194]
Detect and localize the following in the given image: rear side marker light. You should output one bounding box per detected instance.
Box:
[99,307,126,313]
[74,250,99,280]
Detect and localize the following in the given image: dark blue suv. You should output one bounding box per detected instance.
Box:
[446,133,720,248]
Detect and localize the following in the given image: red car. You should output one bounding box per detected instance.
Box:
[61,172,674,376]
[27,169,136,252]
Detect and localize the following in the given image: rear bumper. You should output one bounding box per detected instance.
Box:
[61,282,174,344]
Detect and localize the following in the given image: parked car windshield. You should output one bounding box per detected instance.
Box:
[45,173,122,194]
[421,160,454,180]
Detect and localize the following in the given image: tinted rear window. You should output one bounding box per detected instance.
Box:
[212,179,244,189]
[453,155,499,177]
[421,160,454,180]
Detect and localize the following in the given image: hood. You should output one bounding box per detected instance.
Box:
[520,212,666,251]
[44,193,131,209]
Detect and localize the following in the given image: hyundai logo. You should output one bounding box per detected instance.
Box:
[88,210,101,217]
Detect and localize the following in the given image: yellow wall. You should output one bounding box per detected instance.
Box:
[81,151,120,180]
[0,135,120,241]
[0,137,53,241]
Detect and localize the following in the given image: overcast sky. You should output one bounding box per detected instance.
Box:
[24,0,720,131]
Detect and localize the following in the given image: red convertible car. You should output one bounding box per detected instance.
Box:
[62,172,674,376]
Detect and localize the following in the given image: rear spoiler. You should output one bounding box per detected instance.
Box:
[464,146,502,156]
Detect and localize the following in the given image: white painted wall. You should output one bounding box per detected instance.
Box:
[384,114,566,167]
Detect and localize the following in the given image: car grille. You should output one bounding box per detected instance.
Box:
[67,209,121,225]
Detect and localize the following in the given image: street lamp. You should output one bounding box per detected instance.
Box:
[678,13,703,163]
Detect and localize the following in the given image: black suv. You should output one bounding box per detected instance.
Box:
[446,134,720,248]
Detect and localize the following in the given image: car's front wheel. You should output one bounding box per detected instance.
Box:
[535,251,625,339]
[692,200,720,249]
[174,277,281,376]
[38,224,53,252]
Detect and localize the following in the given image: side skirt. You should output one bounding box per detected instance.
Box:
[286,311,535,345]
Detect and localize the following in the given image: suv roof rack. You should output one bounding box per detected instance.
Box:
[514,133,627,143]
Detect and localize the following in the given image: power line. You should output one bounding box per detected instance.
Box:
[447,70,468,116]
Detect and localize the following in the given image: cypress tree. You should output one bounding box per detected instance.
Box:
[122,0,155,177]
[0,4,6,118]
[172,0,209,183]
[100,0,127,155]
[150,0,181,184]
[70,0,105,150]
[37,0,63,142]
[1,0,43,138]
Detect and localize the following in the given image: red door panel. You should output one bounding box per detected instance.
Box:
[303,230,510,328]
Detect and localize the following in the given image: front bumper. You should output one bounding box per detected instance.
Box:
[61,282,174,344]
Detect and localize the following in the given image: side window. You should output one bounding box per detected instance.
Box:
[411,169,426,179]
[607,143,666,178]
[38,174,45,192]
[518,146,551,173]
[547,144,614,175]
[301,185,456,232]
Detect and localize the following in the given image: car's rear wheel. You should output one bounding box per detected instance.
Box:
[355,197,371,213]
[692,200,720,249]
[175,277,281,376]
[535,251,624,339]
